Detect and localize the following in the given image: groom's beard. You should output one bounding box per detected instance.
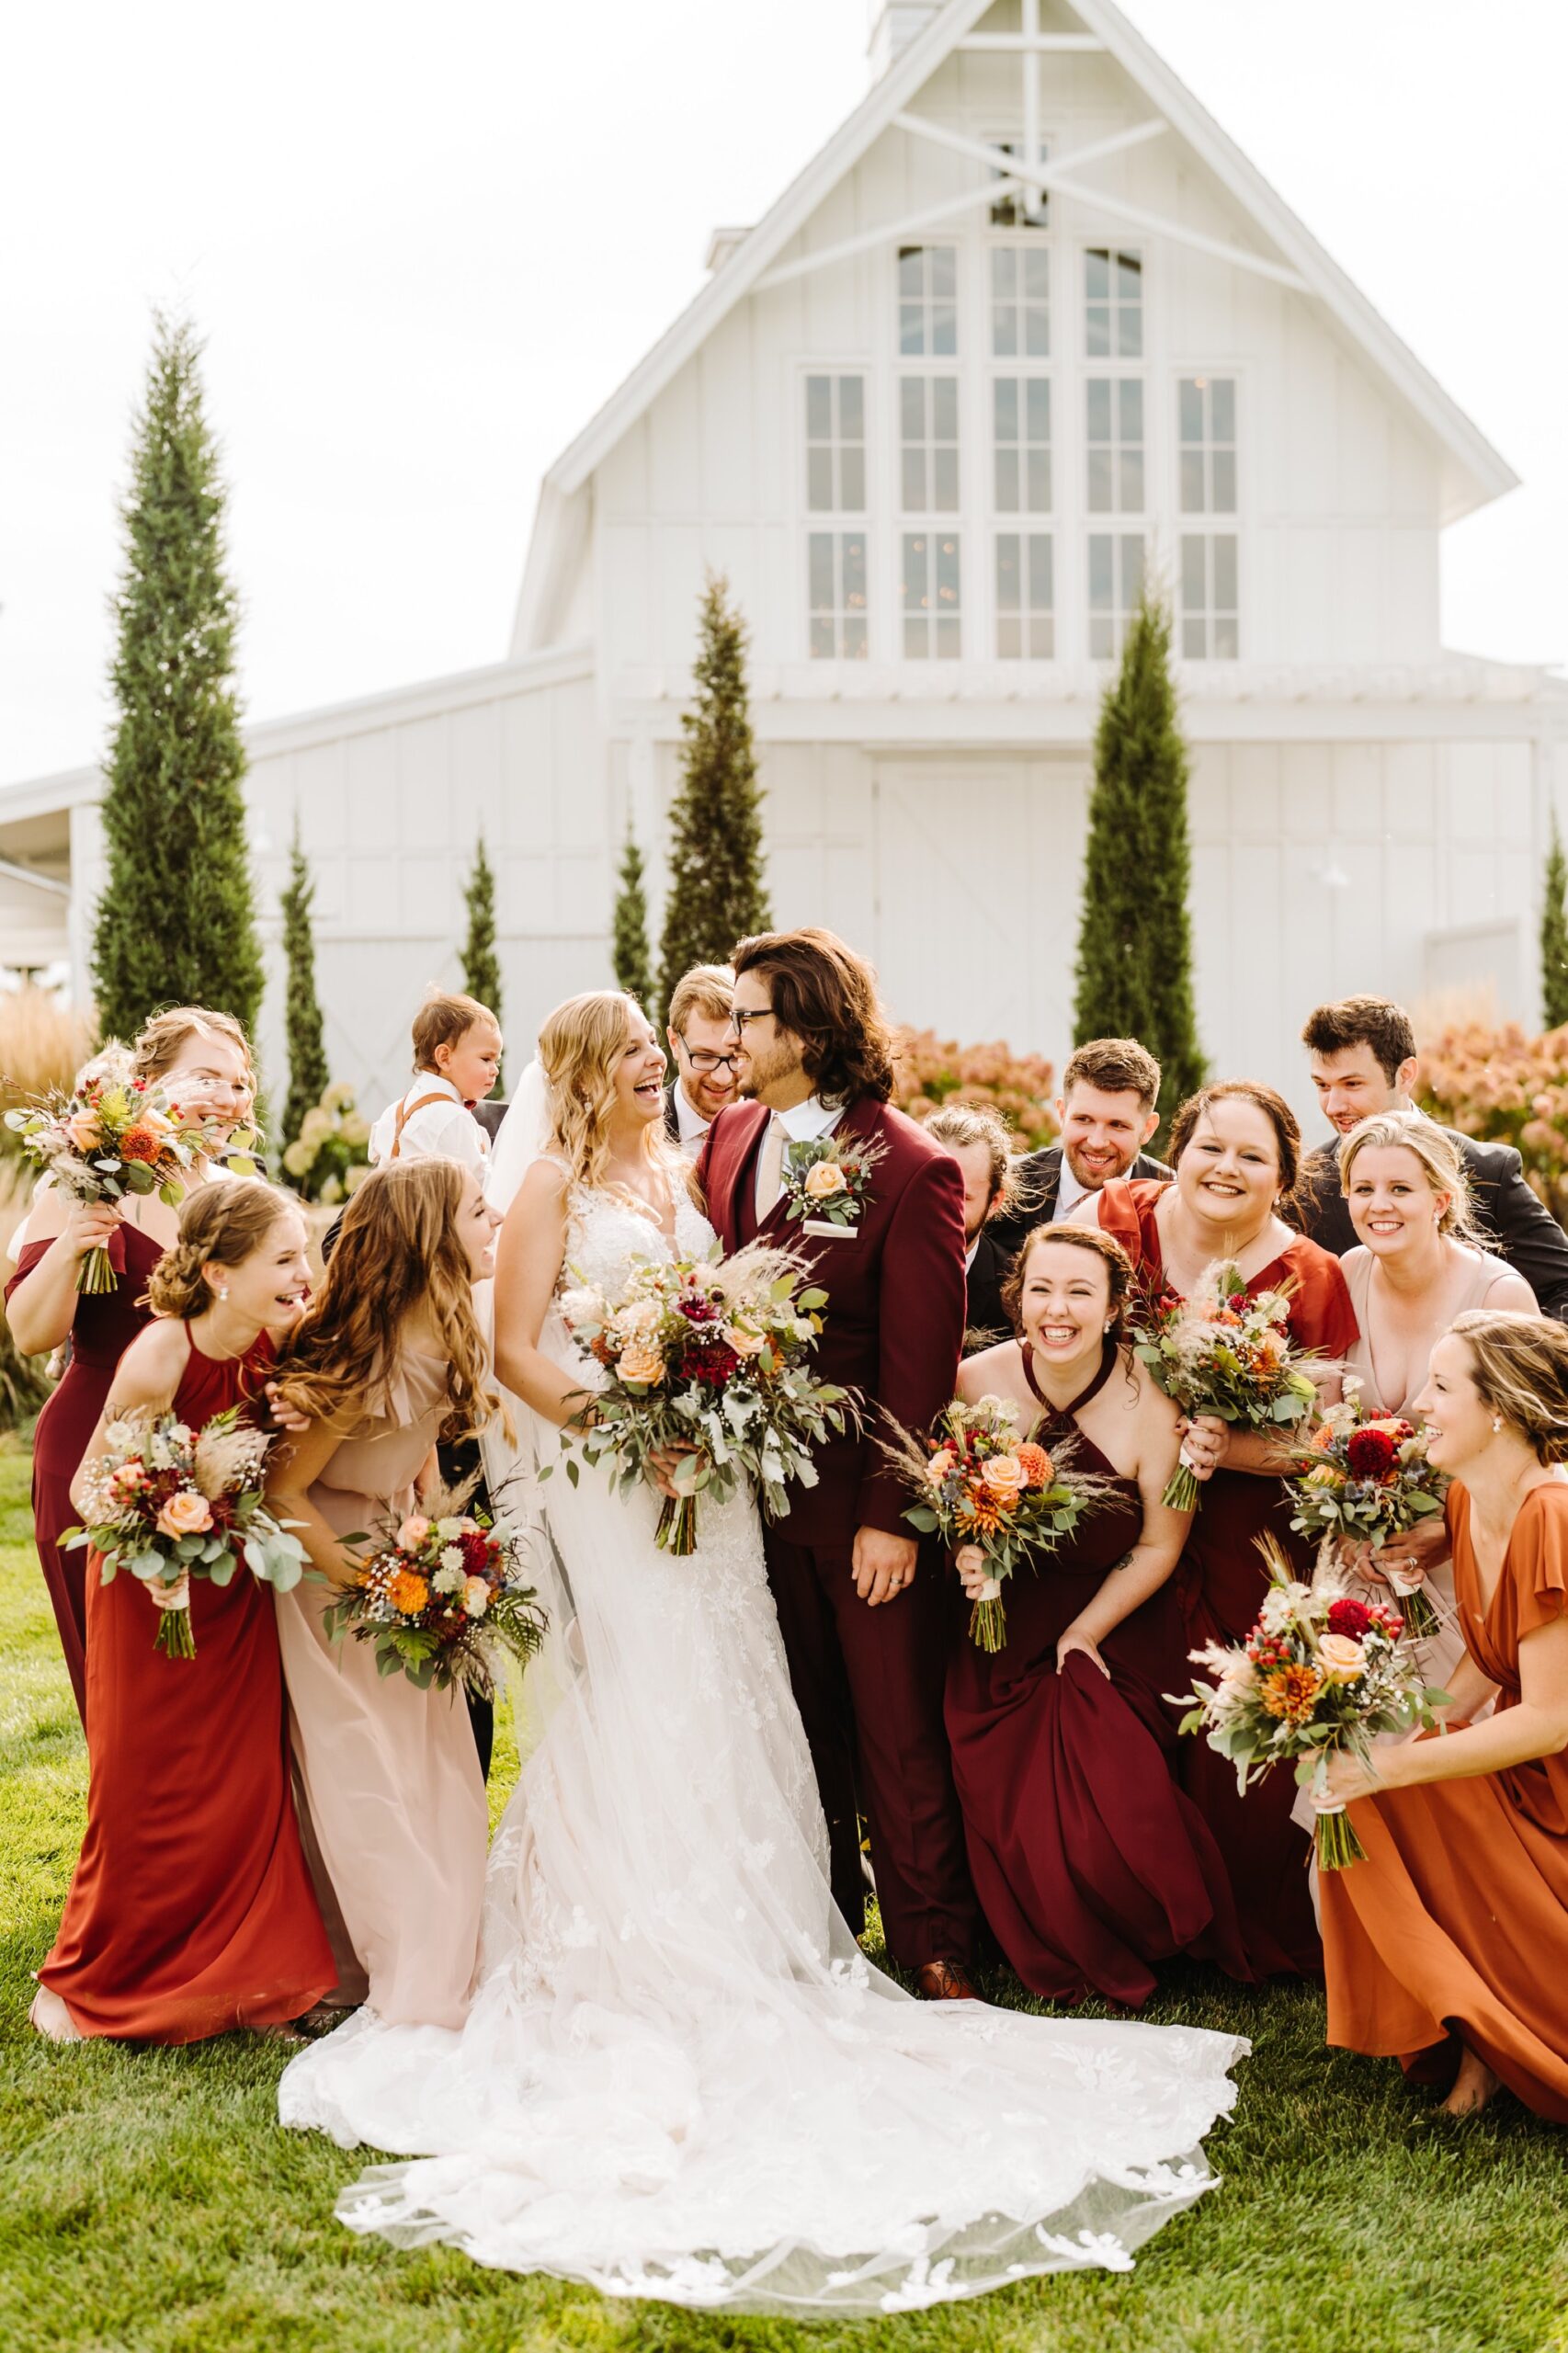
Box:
[737,1036,805,1104]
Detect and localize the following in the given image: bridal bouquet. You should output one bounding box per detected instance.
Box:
[1133,1262,1321,1511]
[889,1396,1114,1652]
[1288,1388,1448,1637]
[1172,1536,1448,1868]
[323,1483,545,1695]
[5,1062,217,1292]
[65,1407,307,1658]
[555,1245,856,1554]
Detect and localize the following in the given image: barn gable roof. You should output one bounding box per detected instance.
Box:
[513,0,1516,653]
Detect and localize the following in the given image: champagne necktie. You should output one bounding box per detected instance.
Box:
[756,1116,788,1222]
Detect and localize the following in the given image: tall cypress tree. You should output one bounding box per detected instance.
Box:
[461,831,505,1090]
[1071,596,1205,1139]
[92,312,264,1042]
[657,574,770,1024]
[1543,815,1568,1030]
[612,824,655,1012]
[279,816,329,1149]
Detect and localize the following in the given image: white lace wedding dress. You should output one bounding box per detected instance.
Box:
[278,1179,1247,2316]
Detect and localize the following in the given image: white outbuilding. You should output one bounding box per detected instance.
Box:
[5,0,1565,1117]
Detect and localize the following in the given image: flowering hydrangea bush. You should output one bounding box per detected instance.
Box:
[281,1080,372,1203]
[1173,1539,1448,1868]
[892,1029,1059,1151]
[322,1481,545,1694]
[1417,1018,1568,1226]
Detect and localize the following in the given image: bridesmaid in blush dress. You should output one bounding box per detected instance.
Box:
[1315,1312,1568,2120]
[267,1158,504,2030]
[4,1008,257,1725]
[944,1224,1248,2006]
[1085,1080,1359,1978]
[31,1181,332,2043]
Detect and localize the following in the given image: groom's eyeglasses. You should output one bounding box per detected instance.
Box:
[678,1040,741,1074]
[727,1006,775,1037]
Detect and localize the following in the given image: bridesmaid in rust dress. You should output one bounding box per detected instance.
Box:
[3,1008,256,1724]
[31,1181,333,2044]
[944,1225,1247,2006]
[1315,1312,1568,2119]
[1085,1080,1359,1978]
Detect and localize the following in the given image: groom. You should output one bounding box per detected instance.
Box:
[696,928,981,1997]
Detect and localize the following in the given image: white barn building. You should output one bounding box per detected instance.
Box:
[5,0,1566,1120]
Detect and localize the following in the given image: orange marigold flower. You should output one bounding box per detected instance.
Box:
[1016,1441,1053,1490]
[961,1491,1006,1535]
[389,1570,430,1618]
[1258,1663,1323,1722]
[117,1125,164,1165]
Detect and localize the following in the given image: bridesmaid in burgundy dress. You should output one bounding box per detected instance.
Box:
[945,1224,1247,2006]
[30,1181,333,2044]
[1085,1080,1359,1977]
[3,1007,256,1725]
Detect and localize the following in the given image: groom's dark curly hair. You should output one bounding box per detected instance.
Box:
[731,927,897,1105]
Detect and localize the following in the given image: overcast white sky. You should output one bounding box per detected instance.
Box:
[2,0,1562,789]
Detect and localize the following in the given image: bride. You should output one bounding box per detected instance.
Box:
[278,991,1247,2316]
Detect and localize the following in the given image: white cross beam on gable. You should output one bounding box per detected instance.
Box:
[894,111,1310,293]
[754,119,1163,294]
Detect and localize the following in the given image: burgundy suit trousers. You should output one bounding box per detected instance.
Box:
[764,1529,980,1971]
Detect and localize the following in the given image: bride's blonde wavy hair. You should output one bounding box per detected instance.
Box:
[275,1160,498,1437]
[540,990,677,1193]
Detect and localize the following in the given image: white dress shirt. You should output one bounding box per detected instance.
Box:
[964,1235,982,1274]
[756,1094,843,1222]
[1051,1154,1094,1223]
[369,1074,489,1172]
[672,1082,712,1162]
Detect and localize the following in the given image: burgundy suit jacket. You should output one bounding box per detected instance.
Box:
[696,1095,967,1545]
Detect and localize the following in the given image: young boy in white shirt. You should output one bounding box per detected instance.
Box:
[369,992,504,1172]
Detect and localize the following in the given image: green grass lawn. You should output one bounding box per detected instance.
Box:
[2,1432,1565,2352]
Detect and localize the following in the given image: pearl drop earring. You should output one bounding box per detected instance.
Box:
[1493,1417,1503,1433]
[217,1282,230,1301]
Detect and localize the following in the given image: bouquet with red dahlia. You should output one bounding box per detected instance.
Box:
[1133,1260,1323,1511]
[5,1062,221,1293]
[323,1481,545,1694]
[555,1245,855,1554]
[1172,1536,1448,1868]
[1288,1387,1449,1637]
[886,1397,1115,1651]
[65,1406,306,1657]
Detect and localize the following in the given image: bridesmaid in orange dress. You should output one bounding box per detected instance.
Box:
[4,1008,256,1725]
[267,1159,504,2030]
[1316,1309,1568,2119]
[31,1181,333,2043]
[1085,1080,1359,1976]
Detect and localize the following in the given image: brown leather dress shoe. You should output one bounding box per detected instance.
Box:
[915,1959,978,2002]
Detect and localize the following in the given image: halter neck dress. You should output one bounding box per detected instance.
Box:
[37,1330,334,2040]
[944,1340,1248,2006]
[1097,1179,1361,1978]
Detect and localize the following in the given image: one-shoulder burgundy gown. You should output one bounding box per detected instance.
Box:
[37,1331,334,2040]
[944,1341,1248,2007]
[1098,1179,1360,1978]
[6,1224,163,1725]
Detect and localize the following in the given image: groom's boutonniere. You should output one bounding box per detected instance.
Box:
[781,1133,885,1237]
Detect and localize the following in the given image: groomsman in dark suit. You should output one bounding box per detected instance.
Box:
[663,963,739,1160]
[922,1102,1018,1352]
[1296,995,1568,1323]
[985,1038,1173,1264]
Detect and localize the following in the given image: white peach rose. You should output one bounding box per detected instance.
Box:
[396,1515,431,1551]
[155,1489,212,1539]
[1316,1631,1366,1684]
[802,1159,848,1200]
[982,1453,1024,1498]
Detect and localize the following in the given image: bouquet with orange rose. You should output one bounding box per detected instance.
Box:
[1171,1536,1448,1868]
[889,1396,1115,1651]
[1133,1261,1322,1511]
[1287,1387,1449,1637]
[4,1061,221,1293]
[64,1406,306,1658]
[322,1481,545,1694]
[554,1244,856,1554]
